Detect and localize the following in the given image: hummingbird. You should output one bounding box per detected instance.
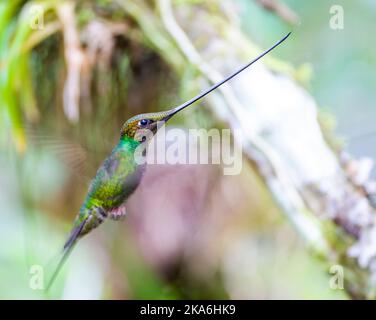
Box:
[46,32,291,290]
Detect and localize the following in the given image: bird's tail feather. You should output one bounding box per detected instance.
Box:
[46,218,87,292]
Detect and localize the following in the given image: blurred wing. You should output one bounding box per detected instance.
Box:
[26,127,103,182]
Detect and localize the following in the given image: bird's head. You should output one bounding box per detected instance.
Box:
[120,108,178,143]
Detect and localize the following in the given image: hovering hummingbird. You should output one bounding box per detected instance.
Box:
[46,32,291,290]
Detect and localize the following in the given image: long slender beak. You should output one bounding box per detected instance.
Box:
[162,32,291,122]
[161,110,178,122]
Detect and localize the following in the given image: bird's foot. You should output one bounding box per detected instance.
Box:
[108,205,127,221]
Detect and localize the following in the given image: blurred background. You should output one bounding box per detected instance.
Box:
[0,0,375,299]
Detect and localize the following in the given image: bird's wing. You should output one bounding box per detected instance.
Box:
[26,126,104,182]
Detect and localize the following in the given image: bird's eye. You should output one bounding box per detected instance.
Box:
[139,119,149,126]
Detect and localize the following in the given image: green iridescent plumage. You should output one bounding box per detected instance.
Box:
[46,134,146,290]
[73,137,143,236]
